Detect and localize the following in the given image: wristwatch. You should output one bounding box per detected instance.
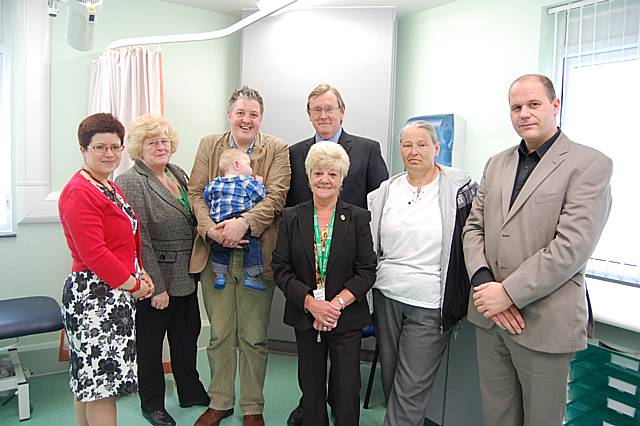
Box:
[240,216,251,233]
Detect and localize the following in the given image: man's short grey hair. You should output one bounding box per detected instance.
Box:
[305,141,350,181]
[399,120,439,145]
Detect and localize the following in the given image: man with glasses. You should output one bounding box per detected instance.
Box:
[285,83,388,425]
[286,83,388,209]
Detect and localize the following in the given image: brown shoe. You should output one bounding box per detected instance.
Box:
[194,408,234,426]
[243,414,265,426]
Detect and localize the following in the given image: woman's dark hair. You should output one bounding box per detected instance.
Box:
[77,113,125,148]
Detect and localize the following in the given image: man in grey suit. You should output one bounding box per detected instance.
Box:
[463,74,612,426]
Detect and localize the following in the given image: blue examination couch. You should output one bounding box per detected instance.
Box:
[0,296,63,420]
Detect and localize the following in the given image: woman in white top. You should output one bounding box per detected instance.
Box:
[368,120,477,426]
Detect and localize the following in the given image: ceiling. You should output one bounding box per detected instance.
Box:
[163,0,456,17]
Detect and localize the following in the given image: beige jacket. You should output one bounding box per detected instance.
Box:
[188,132,291,280]
[463,133,612,353]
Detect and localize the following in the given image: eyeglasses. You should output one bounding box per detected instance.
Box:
[87,144,125,154]
[309,106,341,117]
[144,138,172,148]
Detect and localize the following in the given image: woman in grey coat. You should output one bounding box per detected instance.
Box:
[116,115,209,426]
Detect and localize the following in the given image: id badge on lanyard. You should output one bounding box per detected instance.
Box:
[313,207,335,342]
[313,288,326,302]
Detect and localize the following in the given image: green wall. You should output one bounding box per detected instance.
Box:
[0,0,239,353]
[50,0,241,189]
[6,0,633,368]
[391,0,639,351]
[1,0,558,303]
[392,0,555,177]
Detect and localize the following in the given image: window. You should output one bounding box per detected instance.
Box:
[551,0,640,287]
[0,0,12,235]
[10,0,56,225]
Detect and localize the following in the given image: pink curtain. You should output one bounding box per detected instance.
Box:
[89,46,164,177]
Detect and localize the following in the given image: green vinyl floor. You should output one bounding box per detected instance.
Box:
[0,350,386,425]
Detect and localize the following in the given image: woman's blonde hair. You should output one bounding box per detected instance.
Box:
[126,114,178,160]
[304,141,350,181]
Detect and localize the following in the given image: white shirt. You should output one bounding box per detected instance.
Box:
[374,174,443,308]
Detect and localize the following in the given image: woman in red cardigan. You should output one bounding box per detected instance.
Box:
[59,113,154,426]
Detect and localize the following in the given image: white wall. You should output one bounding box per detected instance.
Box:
[241,7,397,344]
[241,7,396,159]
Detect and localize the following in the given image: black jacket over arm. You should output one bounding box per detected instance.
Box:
[271,199,377,332]
[286,131,389,209]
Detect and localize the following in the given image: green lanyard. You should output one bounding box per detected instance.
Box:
[313,207,335,288]
[164,167,193,217]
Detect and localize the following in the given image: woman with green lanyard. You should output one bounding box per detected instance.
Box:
[116,114,209,426]
[272,141,377,426]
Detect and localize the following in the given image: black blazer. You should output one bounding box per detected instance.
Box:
[272,199,377,332]
[286,131,389,209]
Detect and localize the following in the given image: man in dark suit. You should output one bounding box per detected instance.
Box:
[286,83,388,210]
[285,84,388,425]
[463,74,612,426]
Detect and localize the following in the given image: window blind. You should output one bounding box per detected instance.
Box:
[550,0,640,287]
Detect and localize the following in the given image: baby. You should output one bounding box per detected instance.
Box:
[204,148,267,291]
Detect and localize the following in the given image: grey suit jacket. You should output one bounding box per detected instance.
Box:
[463,132,612,353]
[116,160,197,297]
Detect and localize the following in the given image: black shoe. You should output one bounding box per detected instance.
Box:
[287,405,303,426]
[142,408,176,426]
[180,394,211,408]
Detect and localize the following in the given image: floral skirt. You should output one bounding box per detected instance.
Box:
[61,270,137,402]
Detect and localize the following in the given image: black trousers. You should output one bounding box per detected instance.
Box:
[296,346,338,410]
[295,328,362,426]
[136,290,207,412]
[296,357,337,413]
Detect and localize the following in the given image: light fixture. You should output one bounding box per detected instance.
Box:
[107,0,298,49]
[257,0,292,10]
[47,0,60,17]
[67,0,103,51]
